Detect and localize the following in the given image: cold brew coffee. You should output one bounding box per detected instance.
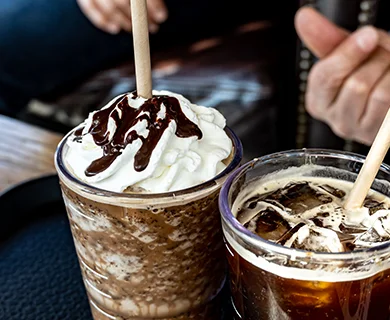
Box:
[219,150,390,320]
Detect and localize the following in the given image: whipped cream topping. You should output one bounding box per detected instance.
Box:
[65,90,232,193]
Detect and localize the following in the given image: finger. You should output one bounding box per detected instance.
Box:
[378,29,390,52]
[359,69,390,144]
[114,11,133,32]
[295,8,390,59]
[305,26,379,116]
[331,47,390,124]
[319,25,379,67]
[146,0,168,24]
[96,0,131,32]
[115,0,131,20]
[295,7,349,58]
[96,0,116,15]
[148,21,160,34]
[113,8,132,32]
[78,0,120,34]
[146,0,168,33]
[111,0,133,32]
[116,0,163,33]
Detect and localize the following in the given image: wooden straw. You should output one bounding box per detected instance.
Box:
[130,0,152,99]
[344,108,390,210]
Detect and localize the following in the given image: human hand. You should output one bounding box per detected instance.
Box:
[295,7,390,145]
[77,0,168,34]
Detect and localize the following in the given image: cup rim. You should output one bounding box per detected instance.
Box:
[55,126,243,200]
[219,148,390,260]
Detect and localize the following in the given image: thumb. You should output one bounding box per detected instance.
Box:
[295,7,349,58]
[147,0,168,24]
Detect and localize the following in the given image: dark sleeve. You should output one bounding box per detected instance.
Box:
[376,0,390,31]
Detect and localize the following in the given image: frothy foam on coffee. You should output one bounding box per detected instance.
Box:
[228,164,390,281]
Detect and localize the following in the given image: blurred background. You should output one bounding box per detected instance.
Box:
[1,0,390,162]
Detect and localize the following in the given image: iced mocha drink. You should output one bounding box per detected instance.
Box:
[55,91,243,319]
[219,150,390,320]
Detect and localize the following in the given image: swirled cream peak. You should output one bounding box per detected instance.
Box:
[65,90,232,193]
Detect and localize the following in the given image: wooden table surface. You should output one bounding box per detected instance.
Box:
[0,115,63,193]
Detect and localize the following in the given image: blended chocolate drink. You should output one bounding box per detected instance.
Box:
[55,90,242,319]
[219,150,390,320]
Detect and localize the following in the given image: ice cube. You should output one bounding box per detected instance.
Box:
[284,225,344,253]
[311,217,324,227]
[363,198,386,215]
[355,227,385,246]
[333,230,356,252]
[276,222,306,245]
[354,209,390,247]
[243,195,261,209]
[270,182,333,214]
[339,223,366,234]
[237,198,293,229]
[245,208,291,241]
[318,184,346,198]
[236,194,278,225]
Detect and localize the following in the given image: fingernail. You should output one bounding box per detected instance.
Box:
[106,24,120,34]
[149,23,159,34]
[356,26,378,52]
[154,10,168,23]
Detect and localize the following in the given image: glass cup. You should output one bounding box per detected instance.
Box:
[55,127,242,320]
[219,149,390,320]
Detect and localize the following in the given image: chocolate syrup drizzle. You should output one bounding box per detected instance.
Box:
[74,93,203,176]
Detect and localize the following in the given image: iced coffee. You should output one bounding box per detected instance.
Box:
[219,149,390,320]
[55,90,243,319]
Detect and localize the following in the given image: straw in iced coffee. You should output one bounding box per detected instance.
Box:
[344,108,390,210]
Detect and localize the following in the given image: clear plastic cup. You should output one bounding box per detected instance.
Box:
[55,127,242,320]
[219,149,390,320]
